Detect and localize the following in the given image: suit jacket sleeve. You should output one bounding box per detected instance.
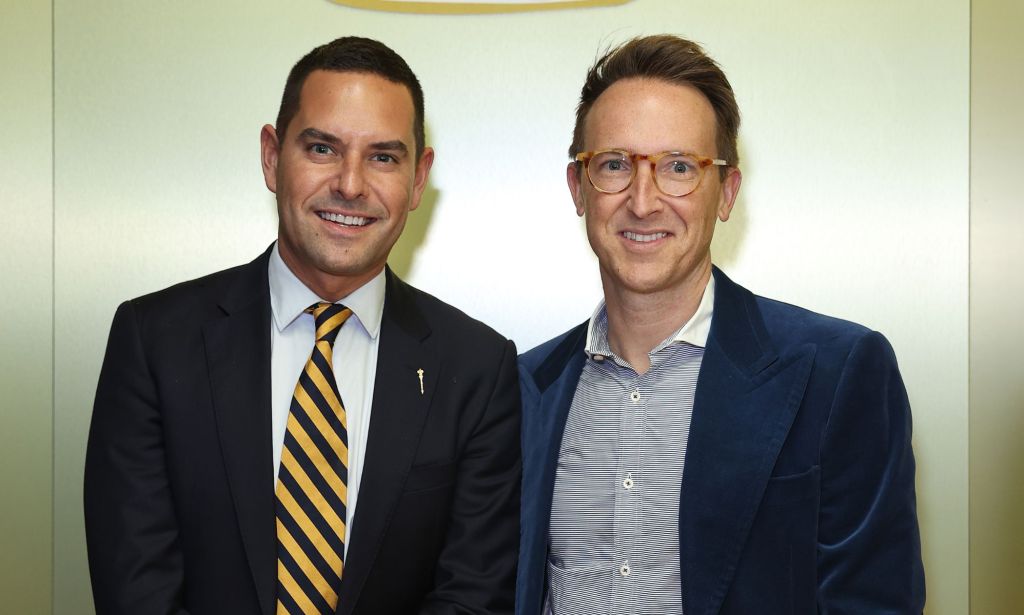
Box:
[419,339,522,615]
[84,300,191,615]
[817,330,925,612]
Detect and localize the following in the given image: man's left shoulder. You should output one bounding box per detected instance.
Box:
[387,272,511,350]
[752,293,898,368]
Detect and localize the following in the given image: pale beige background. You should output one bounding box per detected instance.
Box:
[1,1,53,613]
[2,0,1020,613]
[970,0,1024,613]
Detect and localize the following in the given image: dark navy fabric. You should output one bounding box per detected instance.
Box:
[516,267,925,615]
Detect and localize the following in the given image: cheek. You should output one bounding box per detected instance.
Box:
[283,163,334,197]
[674,197,716,227]
[377,177,416,213]
[583,209,613,250]
[582,191,617,220]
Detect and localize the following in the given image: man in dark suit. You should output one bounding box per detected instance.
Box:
[516,36,925,614]
[85,37,520,615]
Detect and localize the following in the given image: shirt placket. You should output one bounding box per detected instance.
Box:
[611,367,646,614]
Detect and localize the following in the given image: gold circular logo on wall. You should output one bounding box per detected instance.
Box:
[330,0,631,14]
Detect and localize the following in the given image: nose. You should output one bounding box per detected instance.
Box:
[333,157,367,201]
[625,159,663,218]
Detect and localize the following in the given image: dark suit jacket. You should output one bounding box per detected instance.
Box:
[85,248,521,615]
[516,267,924,614]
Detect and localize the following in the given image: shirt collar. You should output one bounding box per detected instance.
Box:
[584,274,716,359]
[268,242,385,339]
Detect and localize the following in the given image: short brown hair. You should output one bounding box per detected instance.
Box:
[569,35,740,171]
[276,37,426,160]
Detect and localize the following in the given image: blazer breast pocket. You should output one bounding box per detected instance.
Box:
[761,465,820,508]
[403,460,456,495]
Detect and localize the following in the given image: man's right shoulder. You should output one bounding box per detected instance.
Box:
[517,322,588,393]
[120,250,269,327]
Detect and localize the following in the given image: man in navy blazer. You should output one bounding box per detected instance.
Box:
[517,36,924,614]
[85,37,520,614]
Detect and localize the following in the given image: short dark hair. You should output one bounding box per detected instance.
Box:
[275,36,426,159]
[570,35,740,172]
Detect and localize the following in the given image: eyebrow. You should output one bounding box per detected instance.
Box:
[296,129,408,155]
[369,140,408,155]
[297,128,340,145]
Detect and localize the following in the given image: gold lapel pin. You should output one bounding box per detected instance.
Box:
[417,368,425,395]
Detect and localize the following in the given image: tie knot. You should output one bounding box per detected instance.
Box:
[307,302,352,345]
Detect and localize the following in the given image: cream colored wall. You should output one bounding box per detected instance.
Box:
[30,0,971,612]
[0,1,54,613]
[970,0,1024,612]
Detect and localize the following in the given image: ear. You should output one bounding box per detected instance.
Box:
[260,124,280,194]
[716,166,742,222]
[566,162,586,217]
[409,146,435,212]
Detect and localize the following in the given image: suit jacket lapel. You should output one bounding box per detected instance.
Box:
[679,268,814,615]
[335,269,438,614]
[203,249,277,615]
[523,323,588,537]
[518,324,588,614]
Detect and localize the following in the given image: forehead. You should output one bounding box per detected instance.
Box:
[291,70,415,140]
[583,78,718,154]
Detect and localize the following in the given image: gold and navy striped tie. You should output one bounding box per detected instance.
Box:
[275,302,352,615]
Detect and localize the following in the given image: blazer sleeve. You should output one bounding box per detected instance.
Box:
[817,330,926,612]
[419,339,522,615]
[84,300,191,615]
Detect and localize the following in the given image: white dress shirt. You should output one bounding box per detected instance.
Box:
[268,242,384,554]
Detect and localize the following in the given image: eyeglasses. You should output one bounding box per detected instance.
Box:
[575,149,728,197]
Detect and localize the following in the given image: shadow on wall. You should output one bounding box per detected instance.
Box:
[711,138,750,270]
[389,122,440,279]
[390,181,439,279]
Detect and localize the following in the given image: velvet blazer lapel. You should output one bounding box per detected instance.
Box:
[334,269,439,615]
[202,248,277,615]
[517,322,588,614]
[678,268,814,615]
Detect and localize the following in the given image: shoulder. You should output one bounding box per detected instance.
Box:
[518,323,587,374]
[516,322,588,399]
[115,251,268,336]
[713,267,897,368]
[750,292,899,372]
[386,272,512,351]
[131,261,251,310]
[756,295,871,344]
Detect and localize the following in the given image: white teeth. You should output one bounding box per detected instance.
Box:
[623,231,667,242]
[320,212,370,226]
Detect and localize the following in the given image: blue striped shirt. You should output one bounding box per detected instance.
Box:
[548,277,715,615]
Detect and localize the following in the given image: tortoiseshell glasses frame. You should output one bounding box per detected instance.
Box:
[575,149,729,197]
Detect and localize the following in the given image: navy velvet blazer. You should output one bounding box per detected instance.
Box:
[516,267,924,614]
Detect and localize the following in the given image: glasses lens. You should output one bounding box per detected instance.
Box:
[655,153,701,196]
[588,151,633,193]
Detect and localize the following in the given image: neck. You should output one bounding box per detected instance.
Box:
[278,242,381,302]
[602,264,712,374]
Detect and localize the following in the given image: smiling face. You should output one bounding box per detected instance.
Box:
[569,77,741,302]
[261,69,433,300]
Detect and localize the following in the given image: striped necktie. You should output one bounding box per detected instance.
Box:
[275,302,352,614]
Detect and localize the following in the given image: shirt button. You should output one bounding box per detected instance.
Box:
[620,562,631,577]
[623,473,634,490]
[630,389,641,402]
